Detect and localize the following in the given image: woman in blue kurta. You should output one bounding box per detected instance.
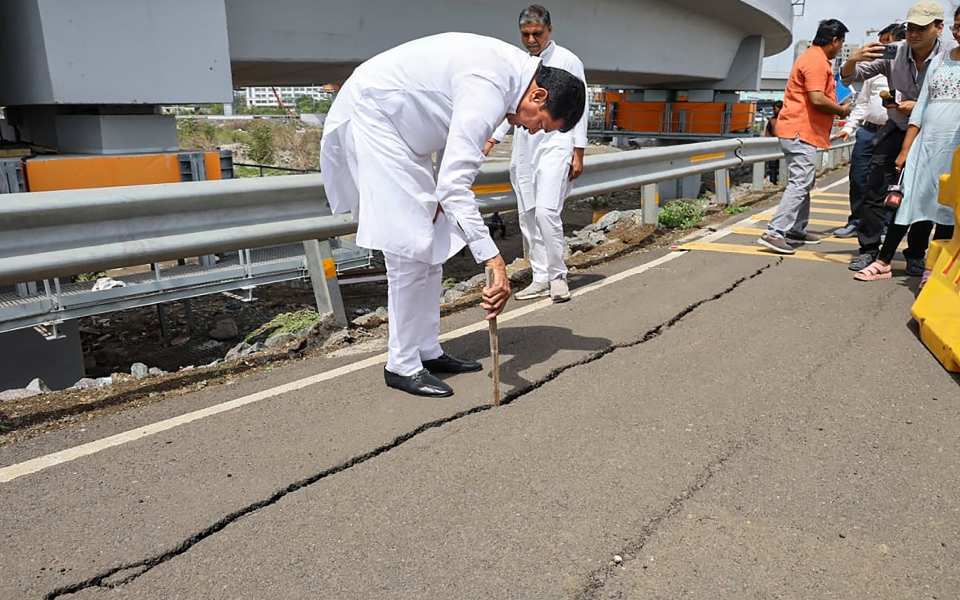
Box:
[855,10,960,283]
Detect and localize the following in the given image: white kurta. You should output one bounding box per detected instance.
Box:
[490,40,588,283]
[320,33,542,377]
[321,32,541,266]
[491,41,589,213]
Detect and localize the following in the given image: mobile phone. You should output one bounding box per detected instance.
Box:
[882,44,898,60]
[879,90,898,109]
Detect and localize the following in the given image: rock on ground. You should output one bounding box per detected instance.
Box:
[0,388,41,402]
[71,378,99,390]
[130,363,150,379]
[595,210,623,231]
[26,378,50,394]
[352,306,388,329]
[208,317,239,341]
[264,332,298,349]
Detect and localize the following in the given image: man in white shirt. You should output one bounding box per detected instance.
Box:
[320,32,586,397]
[483,5,589,303]
[834,23,902,238]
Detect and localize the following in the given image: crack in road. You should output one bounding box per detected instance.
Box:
[45,260,779,599]
[574,437,752,600]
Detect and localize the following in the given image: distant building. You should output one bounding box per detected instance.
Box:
[829,44,858,74]
[243,86,333,109]
[793,40,856,75]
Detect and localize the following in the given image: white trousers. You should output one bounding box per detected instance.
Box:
[384,251,444,377]
[519,206,567,283]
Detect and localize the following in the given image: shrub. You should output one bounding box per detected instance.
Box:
[658,200,705,229]
[723,204,747,215]
[246,122,275,164]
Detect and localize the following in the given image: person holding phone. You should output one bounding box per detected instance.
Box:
[841,1,955,273]
[834,23,904,239]
[853,6,960,284]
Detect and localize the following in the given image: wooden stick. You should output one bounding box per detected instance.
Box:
[485,267,501,406]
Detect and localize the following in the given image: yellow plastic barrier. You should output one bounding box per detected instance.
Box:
[911,147,960,372]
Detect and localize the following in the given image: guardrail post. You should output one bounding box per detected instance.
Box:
[714,168,730,205]
[641,183,659,225]
[777,158,788,186]
[303,239,348,327]
[751,162,765,191]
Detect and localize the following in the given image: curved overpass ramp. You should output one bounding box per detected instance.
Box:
[227,0,793,90]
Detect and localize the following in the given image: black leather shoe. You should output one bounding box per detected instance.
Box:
[421,353,483,374]
[384,368,454,397]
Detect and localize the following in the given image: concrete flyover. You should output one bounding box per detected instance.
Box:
[226,0,793,89]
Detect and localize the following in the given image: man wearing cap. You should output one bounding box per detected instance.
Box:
[841,0,956,272]
[483,4,589,304]
[834,23,904,239]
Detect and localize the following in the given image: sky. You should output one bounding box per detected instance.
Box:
[762,0,956,78]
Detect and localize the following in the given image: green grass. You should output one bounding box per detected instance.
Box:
[658,200,705,229]
[244,309,322,343]
[723,204,747,215]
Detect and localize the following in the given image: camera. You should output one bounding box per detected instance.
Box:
[881,44,898,60]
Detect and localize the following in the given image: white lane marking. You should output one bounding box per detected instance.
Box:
[818,176,849,192]
[0,173,852,484]
[0,252,688,483]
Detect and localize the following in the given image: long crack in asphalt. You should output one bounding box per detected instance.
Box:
[574,436,751,600]
[45,259,779,599]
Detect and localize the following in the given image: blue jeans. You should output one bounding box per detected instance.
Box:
[847,125,878,226]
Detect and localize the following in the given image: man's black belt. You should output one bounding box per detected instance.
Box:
[861,122,882,133]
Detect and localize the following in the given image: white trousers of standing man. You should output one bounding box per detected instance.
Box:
[519,206,567,283]
[513,141,572,283]
[383,251,444,377]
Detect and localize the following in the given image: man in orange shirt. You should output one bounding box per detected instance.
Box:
[758,19,853,255]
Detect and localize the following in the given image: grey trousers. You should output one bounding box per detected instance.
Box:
[767,137,817,238]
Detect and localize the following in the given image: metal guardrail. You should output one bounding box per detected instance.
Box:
[0,136,853,331]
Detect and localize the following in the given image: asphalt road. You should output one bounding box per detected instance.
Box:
[2,175,958,599]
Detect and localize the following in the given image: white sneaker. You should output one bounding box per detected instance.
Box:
[515,281,550,300]
[550,278,571,303]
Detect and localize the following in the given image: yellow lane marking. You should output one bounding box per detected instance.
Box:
[812,192,849,198]
[730,227,860,245]
[728,227,908,250]
[811,199,849,207]
[681,241,906,269]
[680,241,856,264]
[472,183,512,195]
[810,207,850,216]
[690,152,728,163]
[751,215,847,227]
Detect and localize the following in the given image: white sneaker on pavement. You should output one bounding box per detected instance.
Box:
[515,281,550,301]
[550,278,571,303]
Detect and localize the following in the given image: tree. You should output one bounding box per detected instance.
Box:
[246,121,275,164]
[294,95,332,114]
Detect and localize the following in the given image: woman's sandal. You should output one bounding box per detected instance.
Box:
[853,260,893,281]
[918,268,932,293]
